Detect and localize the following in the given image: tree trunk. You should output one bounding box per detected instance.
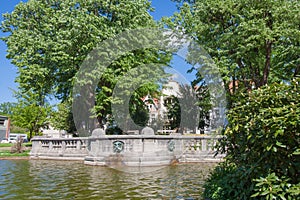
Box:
[261,40,272,86]
[294,65,300,77]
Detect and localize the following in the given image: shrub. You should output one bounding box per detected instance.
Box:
[252,173,300,199]
[204,78,300,199]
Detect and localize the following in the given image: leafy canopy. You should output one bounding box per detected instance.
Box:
[166,0,300,93]
[1,0,172,131]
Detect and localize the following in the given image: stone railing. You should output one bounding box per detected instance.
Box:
[30,137,89,160]
[30,135,225,165]
[179,136,225,162]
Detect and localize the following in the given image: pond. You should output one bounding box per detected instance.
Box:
[0,160,216,199]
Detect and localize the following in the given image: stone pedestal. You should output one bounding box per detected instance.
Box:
[141,127,154,135]
[91,128,105,137]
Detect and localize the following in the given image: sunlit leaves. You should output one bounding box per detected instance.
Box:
[166,0,300,93]
[1,0,170,131]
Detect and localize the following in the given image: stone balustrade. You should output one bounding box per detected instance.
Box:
[30,137,89,160]
[30,135,225,166]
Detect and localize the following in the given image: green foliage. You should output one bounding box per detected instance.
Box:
[251,173,300,200]
[11,91,51,139]
[129,96,149,128]
[0,102,16,116]
[203,162,253,199]
[10,126,27,134]
[224,79,300,177]
[191,73,212,131]
[166,0,300,94]
[168,1,300,198]
[1,0,171,131]
[95,60,170,132]
[204,78,300,199]
[1,0,156,100]
[164,95,181,130]
[164,82,211,133]
[50,101,76,133]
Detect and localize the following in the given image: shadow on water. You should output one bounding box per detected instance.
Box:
[0,160,216,199]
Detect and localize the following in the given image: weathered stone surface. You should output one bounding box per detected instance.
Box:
[30,135,225,166]
[140,126,154,135]
[91,128,105,137]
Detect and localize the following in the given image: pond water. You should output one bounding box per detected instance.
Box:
[0,160,216,199]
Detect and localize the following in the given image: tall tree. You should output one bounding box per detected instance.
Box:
[166,0,299,95]
[1,0,171,132]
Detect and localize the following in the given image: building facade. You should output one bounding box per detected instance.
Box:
[142,80,223,134]
[0,116,10,141]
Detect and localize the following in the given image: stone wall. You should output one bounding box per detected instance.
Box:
[30,135,225,166]
[30,137,89,160]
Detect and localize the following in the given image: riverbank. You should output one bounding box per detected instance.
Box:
[0,156,30,160]
[0,145,31,159]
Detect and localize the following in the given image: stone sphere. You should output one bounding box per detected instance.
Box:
[91,128,105,137]
[141,126,155,135]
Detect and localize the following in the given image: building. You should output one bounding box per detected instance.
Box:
[0,116,10,141]
[142,80,223,134]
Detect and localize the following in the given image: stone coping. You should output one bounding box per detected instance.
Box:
[31,135,223,141]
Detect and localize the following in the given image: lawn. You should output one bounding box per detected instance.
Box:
[0,143,13,147]
[0,142,32,148]
[0,150,30,157]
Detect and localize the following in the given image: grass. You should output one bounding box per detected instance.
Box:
[0,142,32,157]
[0,143,13,147]
[0,142,32,148]
[0,150,30,157]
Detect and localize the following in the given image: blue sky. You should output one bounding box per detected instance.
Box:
[0,0,193,104]
[0,0,27,104]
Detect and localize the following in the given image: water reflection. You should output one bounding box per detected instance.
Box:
[0,160,216,199]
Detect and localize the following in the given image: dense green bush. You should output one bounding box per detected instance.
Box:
[204,78,300,199]
[252,173,300,199]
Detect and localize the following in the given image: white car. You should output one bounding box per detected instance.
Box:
[1,139,9,143]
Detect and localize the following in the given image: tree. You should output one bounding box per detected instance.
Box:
[50,100,76,134]
[191,71,212,132]
[0,102,16,116]
[11,91,50,139]
[164,95,181,130]
[166,1,300,198]
[1,0,171,132]
[204,78,300,199]
[105,62,170,133]
[166,0,299,98]
[164,83,211,133]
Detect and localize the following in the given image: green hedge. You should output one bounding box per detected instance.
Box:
[204,78,300,199]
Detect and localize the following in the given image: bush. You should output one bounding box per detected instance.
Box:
[252,173,300,199]
[203,162,254,199]
[204,78,300,199]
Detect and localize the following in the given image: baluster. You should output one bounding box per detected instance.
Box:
[49,141,53,150]
[201,139,207,151]
[196,139,201,152]
[186,140,191,152]
[76,140,81,150]
[62,141,66,151]
[190,140,195,153]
